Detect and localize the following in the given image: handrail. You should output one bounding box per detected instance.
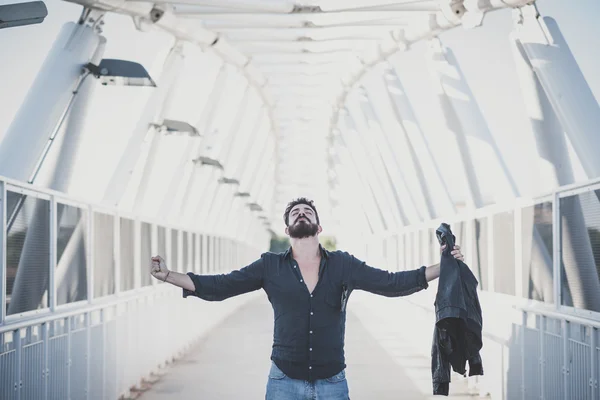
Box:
[519,305,600,330]
[0,285,174,334]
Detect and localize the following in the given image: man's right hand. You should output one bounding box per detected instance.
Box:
[151,255,170,281]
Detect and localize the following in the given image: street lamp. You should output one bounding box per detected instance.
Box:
[193,156,224,170]
[0,1,47,30]
[150,119,200,137]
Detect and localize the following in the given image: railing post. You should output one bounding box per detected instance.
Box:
[563,319,570,399]
[43,322,49,400]
[15,327,22,400]
[540,316,546,400]
[521,311,526,400]
[590,326,597,399]
[67,317,71,400]
[85,312,90,400]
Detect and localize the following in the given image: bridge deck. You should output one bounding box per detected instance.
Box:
[139,295,477,400]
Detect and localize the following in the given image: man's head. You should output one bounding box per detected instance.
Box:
[284,197,322,239]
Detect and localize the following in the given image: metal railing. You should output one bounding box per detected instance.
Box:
[0,174,264,400]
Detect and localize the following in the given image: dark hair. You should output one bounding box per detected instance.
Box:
[283,197,320,226]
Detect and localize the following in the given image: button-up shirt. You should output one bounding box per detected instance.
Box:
[183,246,429,381]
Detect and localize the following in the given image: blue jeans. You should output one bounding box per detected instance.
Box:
[265,361,350,400]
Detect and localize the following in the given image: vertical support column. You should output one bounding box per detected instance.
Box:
[114,215,121,295]
[88,206,94,302]
[133,219,141,290]
[0,180,5,324]
[195,233,201,274]
[202,235,208,275]
[49,196,57,311]
[514,205,524,299]
[42,322,49,400]
[151,224,157,287]
[177,230,183,273]
[552,191,561,309]
[465,217,474,281]
[487,215,495,293]
[165,228,172,275]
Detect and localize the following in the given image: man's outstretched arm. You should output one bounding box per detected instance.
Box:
[347,245,464,296]
[150,255,264,301]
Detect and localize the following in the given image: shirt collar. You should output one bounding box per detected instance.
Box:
[284,244,329,260]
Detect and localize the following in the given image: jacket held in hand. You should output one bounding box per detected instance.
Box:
[431,223,484,396]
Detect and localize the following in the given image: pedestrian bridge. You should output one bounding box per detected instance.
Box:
[1,0,600,399]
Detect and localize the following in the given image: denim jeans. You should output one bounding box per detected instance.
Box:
[265,361,350,400]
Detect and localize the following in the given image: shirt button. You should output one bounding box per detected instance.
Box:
[309,366,312,370]
[300,279,303,283]
[310,312,313,315]
[294,265,297,268]
[310,331,313,334]
[310,294,313,298]
[310,348,312,351]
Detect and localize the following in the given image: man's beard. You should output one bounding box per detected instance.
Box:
[288,220,319,239]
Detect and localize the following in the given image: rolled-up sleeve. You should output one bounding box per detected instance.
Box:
[349,255,428,297]
[183,257,264,301]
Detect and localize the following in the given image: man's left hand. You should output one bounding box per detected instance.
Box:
[441,244,464,261]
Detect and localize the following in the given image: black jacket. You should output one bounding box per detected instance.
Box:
[431,224,484,395]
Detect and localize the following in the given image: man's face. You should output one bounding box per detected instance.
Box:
[286,204,320,239]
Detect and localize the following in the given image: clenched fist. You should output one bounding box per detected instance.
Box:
[150,255,170,281]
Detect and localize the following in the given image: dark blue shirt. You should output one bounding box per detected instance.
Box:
[183,246,429,381]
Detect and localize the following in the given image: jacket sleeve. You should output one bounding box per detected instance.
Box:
[347,254,428,297]
[182,256,264,301]
[431,326,451,395]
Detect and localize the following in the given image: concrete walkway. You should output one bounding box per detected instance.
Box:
[139,294,478,400]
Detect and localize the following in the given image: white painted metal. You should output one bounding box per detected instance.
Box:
[0,22,102,182]
[101,44,186,208]
[514,5,600,182]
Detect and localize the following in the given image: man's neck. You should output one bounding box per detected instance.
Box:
[291,236,321,262]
